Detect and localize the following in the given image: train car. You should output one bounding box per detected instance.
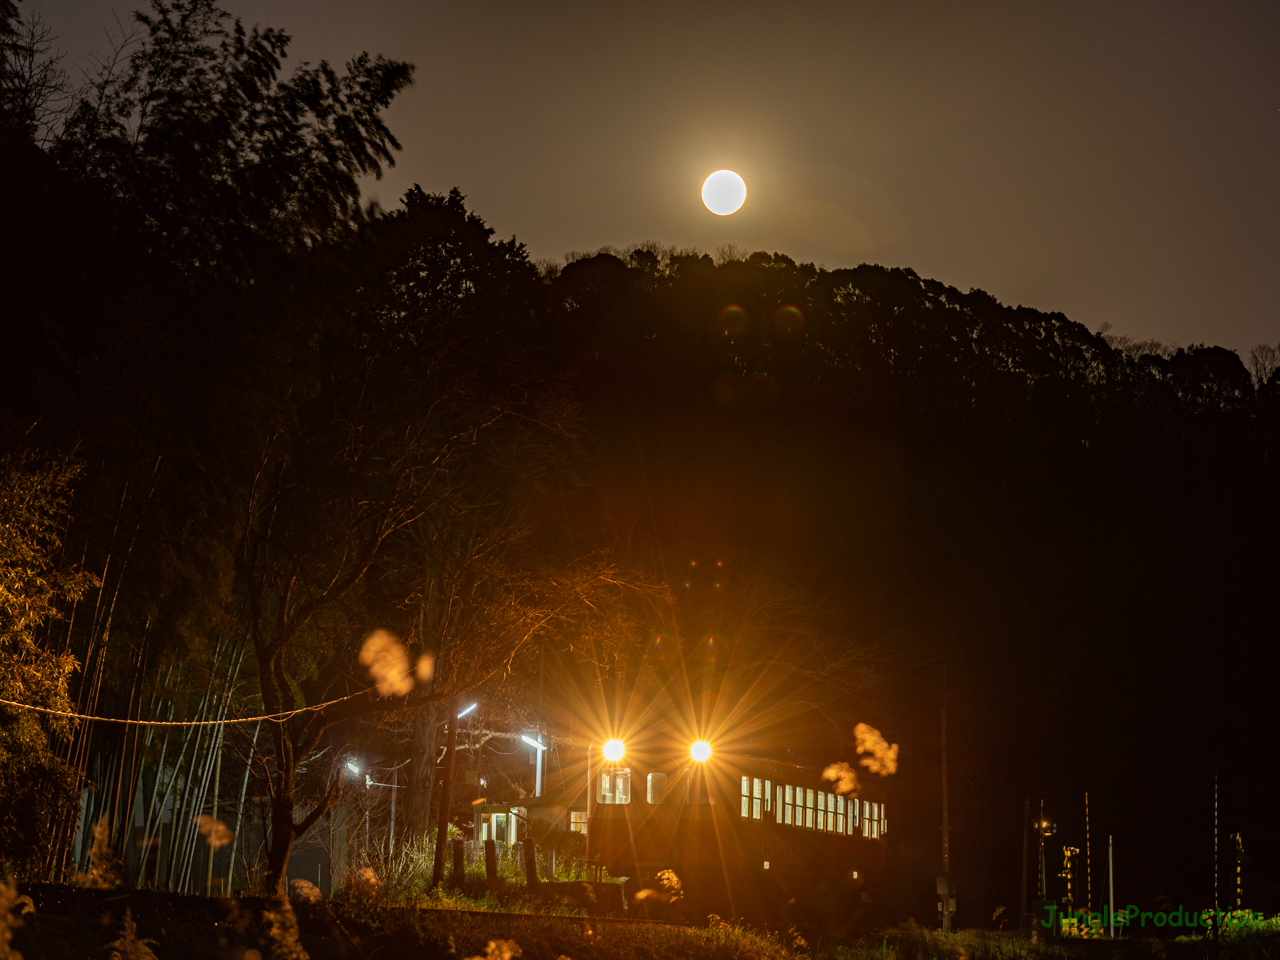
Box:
[585,734,890,925]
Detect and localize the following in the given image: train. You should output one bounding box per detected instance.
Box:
[585,733,891,925]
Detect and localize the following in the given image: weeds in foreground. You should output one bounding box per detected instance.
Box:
[464,940,523,960]
[353,831,602,905]
[72,816,122,889]
[260,898,309,960]
[106,909,157,960]
[1,876,35,960]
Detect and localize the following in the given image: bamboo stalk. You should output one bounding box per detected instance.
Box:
[171,645,226,890]
[161,641,222,889]
[175,637,245,891]
[227,720,262,894]
[206,736,222,896]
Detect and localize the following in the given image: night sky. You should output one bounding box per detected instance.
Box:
[36,0,1280,352]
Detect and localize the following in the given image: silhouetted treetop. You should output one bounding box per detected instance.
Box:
[54,0,413,278]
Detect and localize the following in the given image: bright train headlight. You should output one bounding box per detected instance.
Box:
[602,739,626,762]
[690,740,712,762]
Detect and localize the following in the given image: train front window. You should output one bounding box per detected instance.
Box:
[836,795,845,834]
[775,784,782,822]
[805,788,815,829]
[862,800,871,837]
[765,780,772,814]
[880,802,887,835]
[784,785,794,825]
[741,776,750,817]
[647,772,668,804]
[816,791,826,831]
[598,768,631,804]
[752,778,763,819]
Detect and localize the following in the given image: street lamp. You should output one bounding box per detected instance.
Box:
[457,702,478,719]
[364,767,405,854]
[522,735,548,797]
[345,761,361,775]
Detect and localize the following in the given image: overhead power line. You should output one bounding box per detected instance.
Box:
[0,688,376,727]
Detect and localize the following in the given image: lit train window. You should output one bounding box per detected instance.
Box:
[753,778,763,820]
[647,772,668,804]
[851,797,859,830]
[836,795,845,834]
[816,792,825,831]
[764,780,772,814]
[741,777,750,817]
[872,802,880,839]
[775,784,782,822]
[881,803,887,835]
[598,769,631,804]
[570,811,587,834]
[805,789,815,829]
[862,801,871,837]
[784,785,794,825]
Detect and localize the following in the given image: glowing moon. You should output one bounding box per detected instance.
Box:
[702,170,747,215]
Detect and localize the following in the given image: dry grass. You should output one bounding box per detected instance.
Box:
[105,908,158,960]
[0,876,35,960]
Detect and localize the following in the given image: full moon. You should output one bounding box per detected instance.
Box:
[702,170,747,215]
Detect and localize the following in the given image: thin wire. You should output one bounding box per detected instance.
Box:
[0,688,375,727]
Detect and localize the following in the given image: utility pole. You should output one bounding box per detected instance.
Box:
[1085,791,1091,913]
[430,698,459,889]
[1108,835,1115,938]
[941,665,951,932]
[390,766,398,855]
[1038,799,1048,899]
[1021,796,1030,920]
[1213,770,1219,941]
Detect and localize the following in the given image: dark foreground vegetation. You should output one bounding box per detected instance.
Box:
[3,0,1279,933]
[7,881,1280,960]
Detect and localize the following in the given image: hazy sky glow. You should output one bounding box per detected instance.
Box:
[36,0,1280,350]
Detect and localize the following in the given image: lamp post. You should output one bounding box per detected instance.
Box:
[364,766,405,854]
[522,735,548,797]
